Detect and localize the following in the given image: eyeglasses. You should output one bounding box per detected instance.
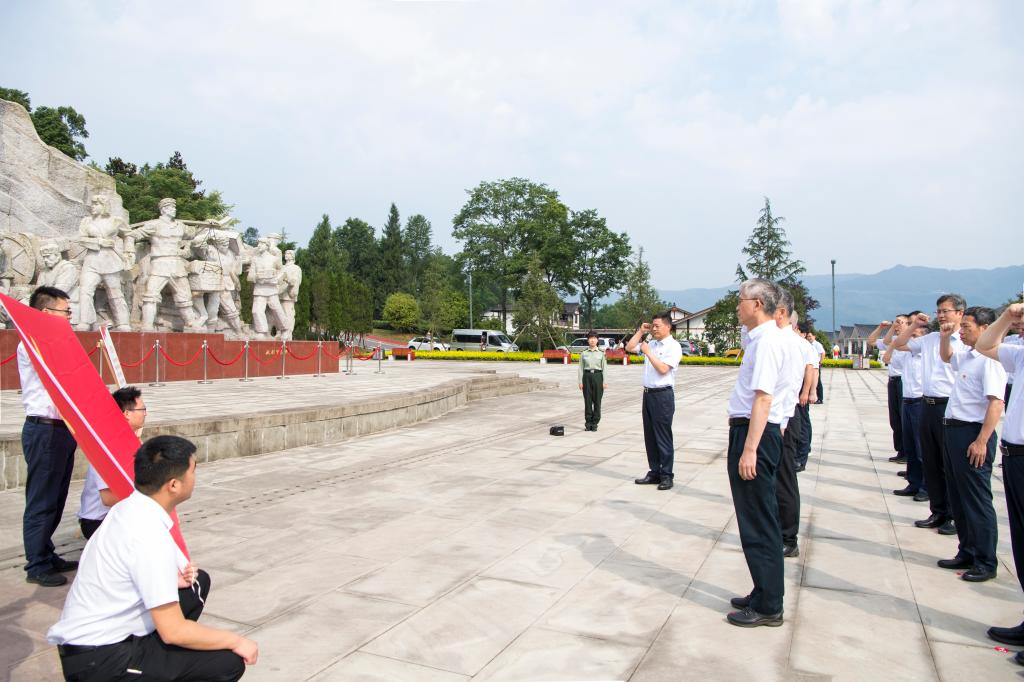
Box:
[738,297,759,303]
[45,307,72,317]
[935,309,959,315]
[127,407,148,412]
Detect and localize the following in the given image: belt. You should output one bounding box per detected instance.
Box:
[729,417,750,427]
[943,418,978,428]
[903,397,922,404]
[58,637,131,656]
[888,376,902,382]
[25,416,66,428]
[923,396,949,405]
[643,386,672,393]
[1001,441,1024,457]
[584,369,602,373]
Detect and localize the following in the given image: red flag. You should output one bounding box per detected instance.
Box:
[0,293,189,563]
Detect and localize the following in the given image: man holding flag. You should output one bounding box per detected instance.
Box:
[19,286,79,587]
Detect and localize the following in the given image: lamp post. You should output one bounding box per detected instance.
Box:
[468,271,473,326]
[830,259,837,342]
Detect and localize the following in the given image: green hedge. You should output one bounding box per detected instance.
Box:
[399,350,879,368]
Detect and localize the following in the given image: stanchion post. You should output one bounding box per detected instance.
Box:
[345,345,355,376]
[198,340,212,384]
[314,340,325,377]
[97,340,104,384]
[277,340,289,380]
[374,343,384,374]
[240,340,253,382]
[149,340,165,387]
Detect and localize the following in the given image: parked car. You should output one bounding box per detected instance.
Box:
[408,337,449,351]
[678,339,700,356]
[723,348,742,358]
[450,329,519,352]
[557,337,613,352]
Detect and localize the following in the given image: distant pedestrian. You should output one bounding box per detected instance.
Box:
[578,331,608,431]
[627,312,682,491]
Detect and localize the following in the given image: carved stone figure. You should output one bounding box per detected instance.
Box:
[189,231,243,337]
[278,249,302,340]
[249,238,287,340]
[76,194,131,331]
[126,198,203,331]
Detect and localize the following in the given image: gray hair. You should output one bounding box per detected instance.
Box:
[789,310,799,326]
[937,293,966,311]
[739,278,779,315]
[775,285,795,315]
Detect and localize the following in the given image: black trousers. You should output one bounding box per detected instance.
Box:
[777,408,802,548]
[642,388,675,480]
[795,402,811,467]
[887,377,904,455]
[902,400,925,492]
[728,421,784,614]
[80,518,103,540]
[1003,446,1024,592]
[942,424,998,572]
[1007,382,1014,406]
[58,570,245,682]
[582,371,604,427]
[919,400,951,517]
[816,374,824,403]
[22,420,77,576]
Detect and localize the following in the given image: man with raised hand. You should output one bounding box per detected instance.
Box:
[885,313,928,500]
[725,279,789,627]
[870,316,909,464]
[974,303,1024,660]
[935,307,1005,582]
[48,436,257,681]
[892,294,966,534]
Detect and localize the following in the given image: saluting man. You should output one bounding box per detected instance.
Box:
[577,331,608,431]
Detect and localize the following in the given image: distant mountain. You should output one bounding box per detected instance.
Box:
[659,264,1024,328]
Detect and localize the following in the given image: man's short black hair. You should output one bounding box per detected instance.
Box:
[28,286,70,311]
[964,306,996,327]
[112,386,142,413]
[937,293,966,311]
[653,311,673,328]
[798,322,812,334]
[135,435,196,495]
[586,330,598,339]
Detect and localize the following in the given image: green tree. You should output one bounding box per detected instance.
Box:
[404,214,434,295]
[334,218,379,288]
[241,227,260,247]
[617,248,665,328]
[512,255,563,351]
[0,87,31,110]
[564,209,631,328]
[105,152,228,223]
[339,274,374,334]
[420,257,468,334]
[453,177,568,327]
[378,203,408,302]
[382,292,421,331]
[703,292,741,354]
[1,87,90,160]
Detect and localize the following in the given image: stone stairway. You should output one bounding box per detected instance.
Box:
[465,372,557,401]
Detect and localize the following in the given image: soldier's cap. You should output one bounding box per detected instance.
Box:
[40,242,61,254]
[158,198,176,209]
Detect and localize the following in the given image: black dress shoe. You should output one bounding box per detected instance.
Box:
[915,513,945,529]
[1016,651,1024,667]
[783,544,799,558]
[893,486,918,496]
[897,470,906,478]
[962,568,996,582]
[51,556,78,572]
[26,571,67,587]
[591,424,598,432]
[657,478,674,491]
[889,455,907,463]
[937,557,972,570]
[730,594,752,609]
[937,520,957,535]
[727,607,783,627]
[584,424,592,431]
[795,463,806,473]
[987,622,1024,646]
[913,491,930,502]
[635,474,660,485]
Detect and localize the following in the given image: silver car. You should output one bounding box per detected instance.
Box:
[408,337,450,351]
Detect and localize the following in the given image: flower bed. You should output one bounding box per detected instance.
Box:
[398,350,880,369]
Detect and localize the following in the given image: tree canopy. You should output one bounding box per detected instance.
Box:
[1,86,90,160]
[104,152,228,223]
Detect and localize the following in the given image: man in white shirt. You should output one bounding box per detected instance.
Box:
[78,386,148,539]
[884,312,928,500]
[892,294,966,534]
[870,316,909,463]
[48,435,258,681]
[773,290,817,560]
[725,279,789,627]
[796,327,819,471]
[810,336,826,403]
[19,286,80,587]
[1004,318,1024,404]
[626,311,683,491]
[934,307,1006,582]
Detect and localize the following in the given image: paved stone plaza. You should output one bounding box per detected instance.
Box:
[1,362,1021,680]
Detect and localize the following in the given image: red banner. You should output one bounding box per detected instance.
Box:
[0,293,189,563]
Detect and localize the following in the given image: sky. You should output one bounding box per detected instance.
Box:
[2,0,1022,290]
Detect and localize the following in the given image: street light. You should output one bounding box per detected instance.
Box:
[468,271,473,326]
[830,259,837,343]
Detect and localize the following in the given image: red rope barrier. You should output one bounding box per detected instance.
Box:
[208,346,246,366]
[285,346,316,361]
[158,346,204,367]
[120,345,156,368]
[0,352,16,366]
[321,345,344,360]
[248,346,281,365]
[86,347,100,357]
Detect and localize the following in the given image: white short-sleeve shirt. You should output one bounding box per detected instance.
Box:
[945,349,1007,423]
[811,339,825,359]
[1005,335,1023,384]
[48,492,179,646]
[78,466,111,522]
[728,320,788,424]
[876,339,903,378]
[906,331,961,398]
[777,328,809,423]
[642,336,682,389]
[901,352,924,399]
[17,343,60,419]
[998,344,1024,445]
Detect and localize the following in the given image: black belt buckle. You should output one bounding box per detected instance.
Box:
[1002,441,1024,457]
[924,396,948,406]
[729,417,750,427]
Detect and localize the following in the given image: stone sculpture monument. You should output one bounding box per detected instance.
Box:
[249,238,289,340]
[77,193,131,331]
[279,249,302,340]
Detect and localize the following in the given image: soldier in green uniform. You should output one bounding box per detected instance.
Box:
[578,330,608,431]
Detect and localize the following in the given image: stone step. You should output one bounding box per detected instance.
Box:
[467,377,552,401]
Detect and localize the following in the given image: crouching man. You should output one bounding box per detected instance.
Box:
[47,435,258,681]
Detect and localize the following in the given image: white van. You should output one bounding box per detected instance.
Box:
[450,329,519,352]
